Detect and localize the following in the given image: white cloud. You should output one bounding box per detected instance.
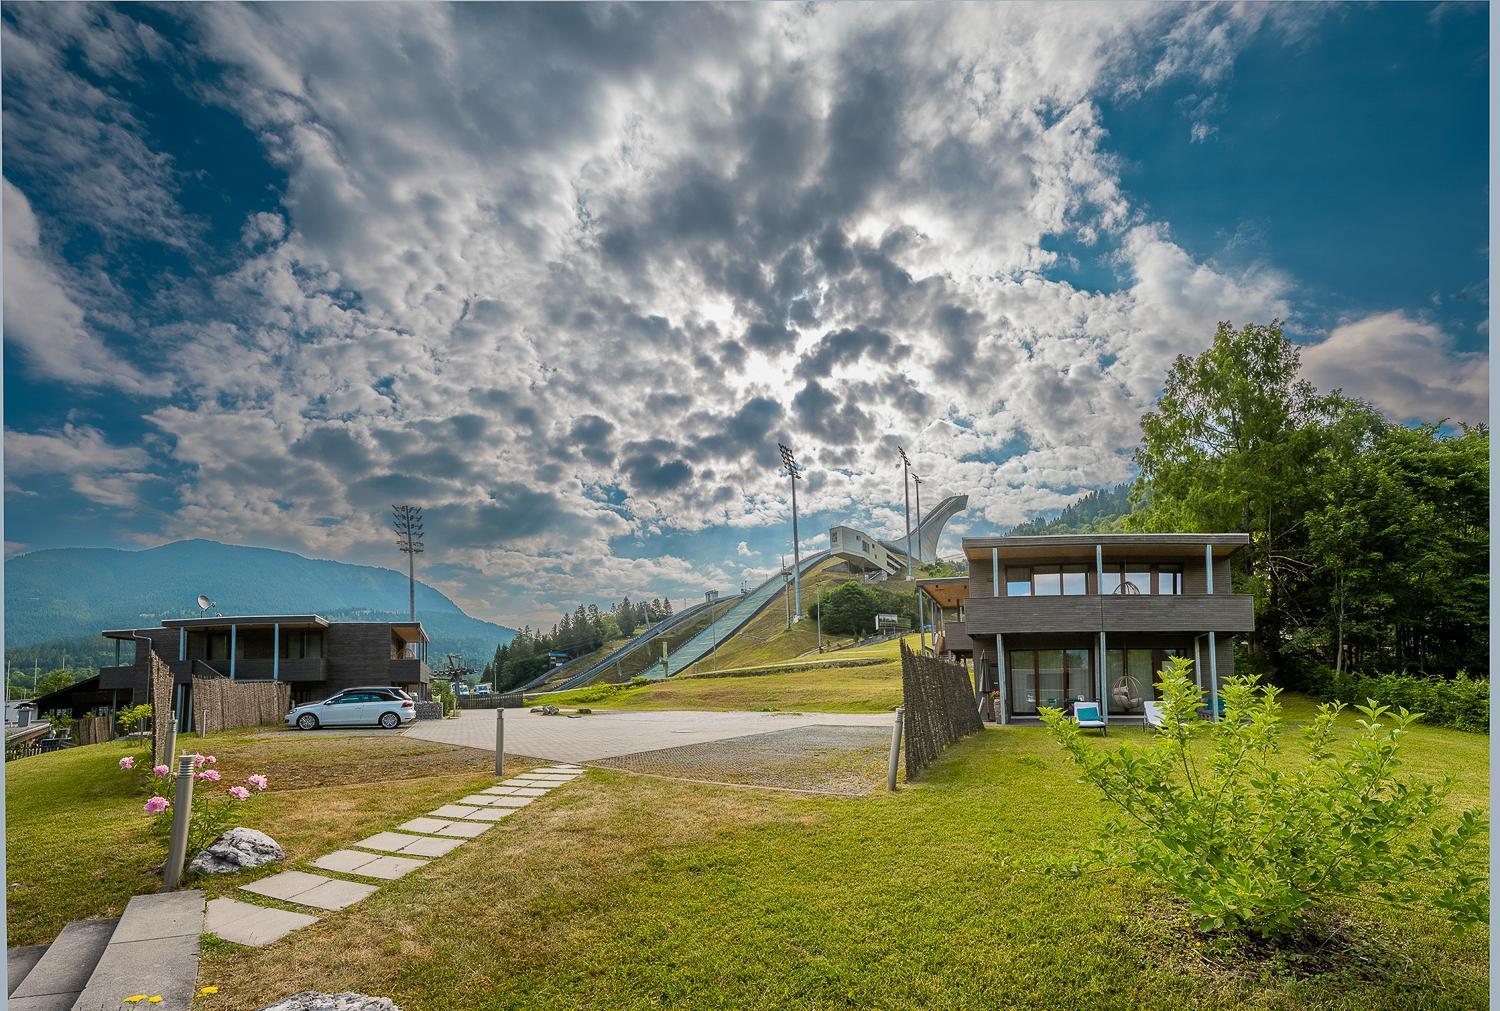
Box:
[4,423,158,508]
[1301,312,1488,423]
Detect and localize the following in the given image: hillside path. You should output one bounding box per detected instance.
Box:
[404,707,894,763]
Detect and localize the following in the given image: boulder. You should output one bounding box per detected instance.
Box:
[257,994,402,1011]
[188,827,285,875]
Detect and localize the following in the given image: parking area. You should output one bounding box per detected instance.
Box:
[403,707,898,793]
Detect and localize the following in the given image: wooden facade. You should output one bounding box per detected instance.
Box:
[920,533,1253,725]
[96,615,432,719]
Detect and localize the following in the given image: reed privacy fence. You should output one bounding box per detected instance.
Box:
[150,652,175,765]
[193,678,292,733]
[899,642,983,779]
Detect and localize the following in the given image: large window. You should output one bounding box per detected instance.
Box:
[1007,564,1089,596]
[1104,563,1182,595]
[1008,648,1094,716]
[281,630,325,659]
[1105,647,1185,714]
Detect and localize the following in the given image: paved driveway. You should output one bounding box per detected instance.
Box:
[404,707,895,763]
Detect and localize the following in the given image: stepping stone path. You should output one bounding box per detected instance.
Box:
[207,763,587,948]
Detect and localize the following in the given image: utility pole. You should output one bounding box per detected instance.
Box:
[914,473,925,650]
[391,505,425,621]
[777,443,803,622]
[898,446,913,580]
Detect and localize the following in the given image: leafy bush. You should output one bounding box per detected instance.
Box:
[1039,657,1488,939]
[431,680,458,717]
[116,703,154,735]
[1310,668,1488,733]
[121,753,271,861]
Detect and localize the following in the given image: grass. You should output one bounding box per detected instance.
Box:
[189,695,1487,1010]
[3,727,504,946]
[538,634,921,713]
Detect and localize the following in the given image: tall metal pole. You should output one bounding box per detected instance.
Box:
[392,505,424,622]
[898,447,913,580]
[778,443,803,623]
[782,556,792,629]
[162,753,196,890]
[914,473,925,649]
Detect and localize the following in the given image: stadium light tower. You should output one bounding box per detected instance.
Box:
[778,442,803,622]
[913,472,926,648]
[897,446,913,580]
[392,504,424,621]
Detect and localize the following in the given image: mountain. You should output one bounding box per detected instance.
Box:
[3,539,517,671]
[1006,482,1136,536]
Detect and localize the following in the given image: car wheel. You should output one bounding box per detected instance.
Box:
[296,713,319,731]
[379,711,400,729]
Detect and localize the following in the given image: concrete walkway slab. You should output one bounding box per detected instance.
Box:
[483,785,523,794]
[204,898,317,947]
[7,944,46,996]
[475,795,533,808]
[313,849,430,880]
[397,817,492,838]
[353,832,428,853]
[430,804,483,819]
[399,836,466,858]
[73,933,199,1011]
[9,918,118,1006]
[242,870,336,902]
[453,807,517,822]
[291,878,380,911]
[405,707,897,762]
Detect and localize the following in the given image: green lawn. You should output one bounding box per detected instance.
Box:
[184,696,1487,1010]
[539,634,918,713]
[3,729,505,946]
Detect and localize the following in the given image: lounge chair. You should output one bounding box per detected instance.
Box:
[1072,700,1107,735]
[1142,700,1165,732]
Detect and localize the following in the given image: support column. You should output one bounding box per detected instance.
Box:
[991,548,999,596]
[1098,630,1108,725]
[115,639,122,665]
[1205,544,1214,593]
[178,628,185,662]
[996,633,1008,726]
[229,624,237,680]
[1207,631,1220,720]
[273,623,280,682]
[1095,543,1104,594]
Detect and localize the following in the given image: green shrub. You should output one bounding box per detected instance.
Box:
[116,703,154,735]
[1311,668,1488,733]
[1039,657,1488,939]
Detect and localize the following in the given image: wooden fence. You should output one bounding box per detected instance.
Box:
[74,715,113,746]
[900,642,984,779]
[150,652,175,766]
[191,678,292,733]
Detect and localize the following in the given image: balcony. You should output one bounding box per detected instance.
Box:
[937,621,973,654]
[220,658,328,682]
[965,593,1254,635]
[388,658,430,684]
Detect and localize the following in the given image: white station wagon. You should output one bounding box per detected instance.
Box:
[286,686,416,730]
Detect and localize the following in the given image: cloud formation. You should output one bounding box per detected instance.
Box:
[1,3,1481,626]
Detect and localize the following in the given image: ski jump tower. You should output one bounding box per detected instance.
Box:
[827,494,968,578]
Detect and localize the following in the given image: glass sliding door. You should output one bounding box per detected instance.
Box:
[1036,649,1065,710]
[1008,651,1036,716]
[1064,648,1093,702]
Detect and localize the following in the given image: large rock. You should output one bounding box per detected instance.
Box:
[188,827,285,875]
[257,994,402,1011]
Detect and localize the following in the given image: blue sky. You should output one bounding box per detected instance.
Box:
[2,3,1489,627]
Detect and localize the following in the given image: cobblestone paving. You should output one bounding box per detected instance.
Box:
[589,725,893,795]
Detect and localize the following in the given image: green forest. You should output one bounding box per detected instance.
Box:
[1021,320,1486,697]
[483,596,675,691]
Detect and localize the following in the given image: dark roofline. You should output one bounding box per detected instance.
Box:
[160,614,331,629]
[963,532,1249,554]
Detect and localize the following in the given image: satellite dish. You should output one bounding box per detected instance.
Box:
[197,594,215,613]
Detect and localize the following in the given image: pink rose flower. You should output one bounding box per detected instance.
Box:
[190,754,207,767]
[152,765,170,777]
[247,774,268,792]
[143,796,169,815]
[119,756,135,770]
[197,769,221,782]
[226,786,250,800]
[203,755,217,765]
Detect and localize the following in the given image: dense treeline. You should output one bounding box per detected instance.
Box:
[805,581,919,636]
[1008,482,1133,536]
[1128,320,1487,688]
[483,596,674,691]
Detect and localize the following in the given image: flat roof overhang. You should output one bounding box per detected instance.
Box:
[962,533,1249,563]
[160,615,332,630]
[916,576,970,609]
[390,623,429,644]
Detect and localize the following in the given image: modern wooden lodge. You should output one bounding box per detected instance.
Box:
[918,533,1253,724]
[88,614,433,723]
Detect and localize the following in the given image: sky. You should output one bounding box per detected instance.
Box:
[1,2,1490,629]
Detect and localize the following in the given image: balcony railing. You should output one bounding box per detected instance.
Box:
[965,593,1254,635]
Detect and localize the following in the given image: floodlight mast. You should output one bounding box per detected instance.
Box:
[898,447,913,580]
[392,504,425,622]
[777,442,803,622]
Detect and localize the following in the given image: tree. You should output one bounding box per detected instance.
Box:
[1130,320,1383,677]
[35,667,79,698]
[809,582,878,636]
[617,597,637,636]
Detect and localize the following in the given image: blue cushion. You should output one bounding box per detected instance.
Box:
[1075,704,1100,722]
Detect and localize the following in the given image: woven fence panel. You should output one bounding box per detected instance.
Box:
[192,678,292,733]
[900,643,983,780]
[150,653,174,766]
[75,715,113,746]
